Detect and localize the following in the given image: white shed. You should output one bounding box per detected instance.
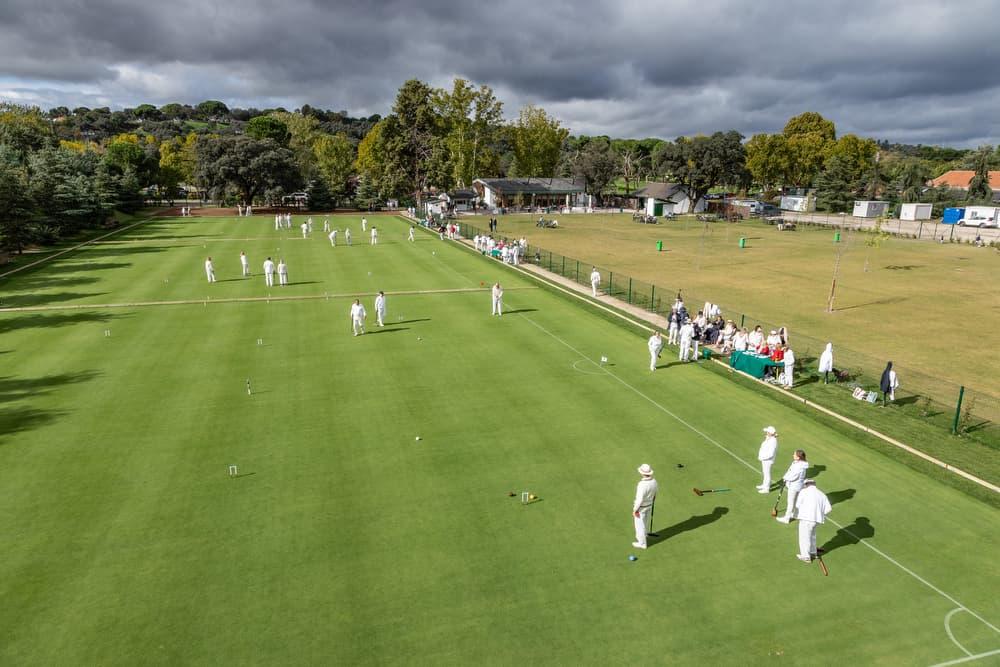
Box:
[780,195,815,212]
[853,200,890,218]
[899,203,932,221]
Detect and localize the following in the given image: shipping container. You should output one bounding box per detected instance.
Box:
[899,203,932,221]
[852,201,890,218]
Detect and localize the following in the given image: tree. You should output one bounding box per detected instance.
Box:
[195,100,229,119]
[815,154,860,212]
[246,115,290,144]
[159,132,198,194]
[653,131,747,205]
[0,145,36,253]
[0,103,55,158]
[510,105,567,177]
[567,137,617,202]
[782,112,837,188]
[617,145,646,197]
[306,177,334,210]
[826,134,877,183]
[133,104,162,121]
[194,135,300,204]
[434,79,504,186]
[966,146,994,201]
[745,133,791,191]
[312,132,354,204]
[891,159,932,203]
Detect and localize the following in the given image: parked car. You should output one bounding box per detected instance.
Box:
[957,206,999,228]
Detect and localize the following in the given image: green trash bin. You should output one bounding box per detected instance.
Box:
[739,237,746,248]
[702,348,711,360]
[656,240,663,252]
[834,231,841,243]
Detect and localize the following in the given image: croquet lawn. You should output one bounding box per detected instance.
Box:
[0,213,997,665]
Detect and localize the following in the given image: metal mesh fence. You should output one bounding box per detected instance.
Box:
[457,218,999,447]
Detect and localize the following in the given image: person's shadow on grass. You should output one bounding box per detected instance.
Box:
[827,488,856,506]
[806,464,826,480]
[649,506,728,546]
[818,516,874,555]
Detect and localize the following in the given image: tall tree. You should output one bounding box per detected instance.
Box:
[967,146,994,201]
[246,115,290,144]
[567,137,618,202]
[194,135,299,204]
[653,131,747,205]
[312,133,355,204]
[510,105,568,177]
[0,144,35,253]
[434,79,504,186]
[0,103,56,158]
[745,133,791,191]
[815,154,860,212]
[782,112,837,187]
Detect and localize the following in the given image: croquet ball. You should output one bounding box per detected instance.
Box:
[529,494,537,500]
[676,463,684,468]
[417,337,422,341]
[628,555,637,561]
[415,436,421,441]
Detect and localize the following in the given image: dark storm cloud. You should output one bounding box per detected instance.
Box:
[1,0,999,145]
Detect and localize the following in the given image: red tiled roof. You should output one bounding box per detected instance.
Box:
[929,170,1000,189]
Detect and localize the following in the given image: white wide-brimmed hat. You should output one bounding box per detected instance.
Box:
[763,426,777,434]
[637,463,654,477]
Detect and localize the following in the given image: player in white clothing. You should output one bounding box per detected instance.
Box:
[239,251,250,277]
[323,217,330,232]
[345,228,352,246]
[370,227,378,245]
[757,426,778,492]
[277,259,288,286]
[491,282,503,316]
[374,291,386,326]
[647,331,663,371]
[678,319,695,361]
[409,226,415,242]
[350,299,366,336]
[301,222,309,239]
[361,217,367,232]
[328,229,337,246]
[204,257,216,283]
[793,479,831,562]
[632,464,658,549]
[776,449,809,523]
[262,257,275,287]
[590,267,601,297]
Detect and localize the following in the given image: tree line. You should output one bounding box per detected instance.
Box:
[2,80,998,256]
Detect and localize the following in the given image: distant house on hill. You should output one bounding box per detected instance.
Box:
[473,178,586,210]
[631,182,706,216]
[930,170,1000,192]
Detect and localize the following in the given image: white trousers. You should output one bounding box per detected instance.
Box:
[409,231,414,242]
[371,235,377,245]
[206,269,215,282]
[492,297,502,316]
[668,324,679,345]
[633,507,652,547]
[679,339,692,361]
[241,263,250,276]
[798,519,818,558]
[591,281,599,297]
[759,459,773,489]
[784,364,794,387]
[278,273,288,285]
[649,350,659,371]
[265,273,274,287]
[377,309,385,326]
[783,485,802,520]
[352,318,365,335]
[330,235,337,246]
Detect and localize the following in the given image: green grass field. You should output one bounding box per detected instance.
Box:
[1,213,998,665]
[477,213,997,400]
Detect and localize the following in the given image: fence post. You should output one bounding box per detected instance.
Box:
[740,314,745,328]
[609,272,613,296]
[650,285,655,312]
[917,221,923,239]
[628,278,632,304]
[548,252,552,271]
[561,256,565,276]
[576,261,579,284]
[951,386,965,435]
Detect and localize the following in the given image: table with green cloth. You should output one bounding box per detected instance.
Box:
[729,350,783,378]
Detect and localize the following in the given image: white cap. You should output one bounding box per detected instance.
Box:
[763,426,777,434]
[638,464,654,477]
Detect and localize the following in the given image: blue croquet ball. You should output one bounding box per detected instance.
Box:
[628,555,638,561]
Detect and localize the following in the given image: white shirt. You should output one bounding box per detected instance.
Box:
[633,478,658,512]
[375,294,385,313]
[263,260,275,274]
[679,323,694,341]
[748,331,763,348]
[329,230,337,240]
[277,262,287,275]
[783,349,795,366]
[758,435,778,461]
[647,334,663,355]
[794,485,832,523]
[818,345,834,372]
[205,259,213,271]
[492,284,503,300]
[733,332,748,350]
[350,303,366,321]
[590,270,600,284]
[240,254,248,266]
[782,460,809,489]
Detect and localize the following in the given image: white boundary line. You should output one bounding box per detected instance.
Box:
[929,648,1000,667]
[945,608,973,657]
[511,302,1000,658]
[0,213,159,280]
[464,241,999,496]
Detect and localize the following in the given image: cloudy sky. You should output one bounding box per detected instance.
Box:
[1,0,998,147]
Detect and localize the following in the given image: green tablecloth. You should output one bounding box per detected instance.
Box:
[730,351,782,378]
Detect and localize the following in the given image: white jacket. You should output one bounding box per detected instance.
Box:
[758,436,778,462]
[794,485,831,523]
[818,344,834,373]
[782,460,809,490]
[648,335,663,355]
[633,478,658,512]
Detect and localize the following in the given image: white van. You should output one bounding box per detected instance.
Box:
[958,206,999,228]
